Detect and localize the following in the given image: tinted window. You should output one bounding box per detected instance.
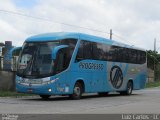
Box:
[130,49,137,63]
[83,41,92,59]
[76,41,83,60]
[93,42,111,61]
[140,51,146,64]
[76,40,92,61]
[76,40,146,64]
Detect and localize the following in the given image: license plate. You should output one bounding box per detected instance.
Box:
[27,89,33,93]
[28,79,42,84]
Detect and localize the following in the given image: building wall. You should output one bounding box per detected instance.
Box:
[0,47,2,56]
[0,71,16,91]
[147,68,154,83]
[3,41,13,71]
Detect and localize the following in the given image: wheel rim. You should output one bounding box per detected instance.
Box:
[73,86,81,96]
[128,83,132,94]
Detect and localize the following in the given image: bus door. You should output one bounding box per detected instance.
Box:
[53,47,70,93]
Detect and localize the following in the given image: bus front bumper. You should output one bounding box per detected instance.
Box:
[16,76,72,95]
[16,83,55,95]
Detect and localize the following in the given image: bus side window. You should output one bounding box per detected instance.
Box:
[92,42,100,60]
[93,42,109,61]
[140,51,146,64]
[137,50,141,64]
[125,48,130,63]
[83,41,92,59]
[76,41,84,61]
[130,49,137,64]
[55,48,69,73]
[76,40,92,62]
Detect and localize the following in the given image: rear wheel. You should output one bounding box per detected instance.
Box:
[69,82,83,100]
[126,81,133,95]
[120,81,133,95]
[40,95,51,99]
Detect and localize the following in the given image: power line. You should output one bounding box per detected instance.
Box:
[0,9,110,34]
[0,9,141,46]
[112,32,136,46]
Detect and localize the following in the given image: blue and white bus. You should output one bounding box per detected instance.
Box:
[16,32,147,99]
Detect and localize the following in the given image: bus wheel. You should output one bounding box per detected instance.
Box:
[40,95,51,99]
[98,92,108,97]
[126,81,133,95]
[120,81,133,95]
[69,82,83,100]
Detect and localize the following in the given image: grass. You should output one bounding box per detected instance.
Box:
[145,80,160,88]
[0,91,34,97]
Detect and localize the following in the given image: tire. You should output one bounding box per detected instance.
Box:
[69,82,83,100]
[40,95,51,99]
[120,81,133,95]
[127,81,133,95]
[98,92,108,97]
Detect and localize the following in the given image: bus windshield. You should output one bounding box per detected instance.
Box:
[17,39,77,78]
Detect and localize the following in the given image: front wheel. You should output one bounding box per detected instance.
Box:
[69,82,83,100]
[40,95,51,99]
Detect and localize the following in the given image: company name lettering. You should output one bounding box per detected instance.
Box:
[79,62,104,70]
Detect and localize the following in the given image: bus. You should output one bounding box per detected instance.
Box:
[16,32,147,100]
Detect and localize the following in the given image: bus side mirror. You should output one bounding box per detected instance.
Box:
[51,45,69,60]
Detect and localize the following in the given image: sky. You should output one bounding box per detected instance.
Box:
[0,0,160,51]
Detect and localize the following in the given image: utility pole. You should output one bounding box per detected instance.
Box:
[154,38,156,53]
[154,56,156,81]
[153,38,156,81]
[110,29,112,40]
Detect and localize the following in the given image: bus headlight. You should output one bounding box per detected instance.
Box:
[48,88,52,92]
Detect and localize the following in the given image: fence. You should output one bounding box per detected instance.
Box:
[0,57,16,91]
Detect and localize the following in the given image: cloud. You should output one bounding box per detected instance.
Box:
[0,0,160,51]
[0,19,27,46]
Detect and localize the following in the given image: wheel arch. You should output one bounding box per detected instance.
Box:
[127,79,134,89]
[75,79,85,93]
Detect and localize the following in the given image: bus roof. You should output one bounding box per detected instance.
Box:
[26,32,145,51]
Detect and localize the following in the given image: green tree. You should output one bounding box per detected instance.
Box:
[147,50,160,81]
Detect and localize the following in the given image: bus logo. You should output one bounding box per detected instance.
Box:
[110,66,123,89]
